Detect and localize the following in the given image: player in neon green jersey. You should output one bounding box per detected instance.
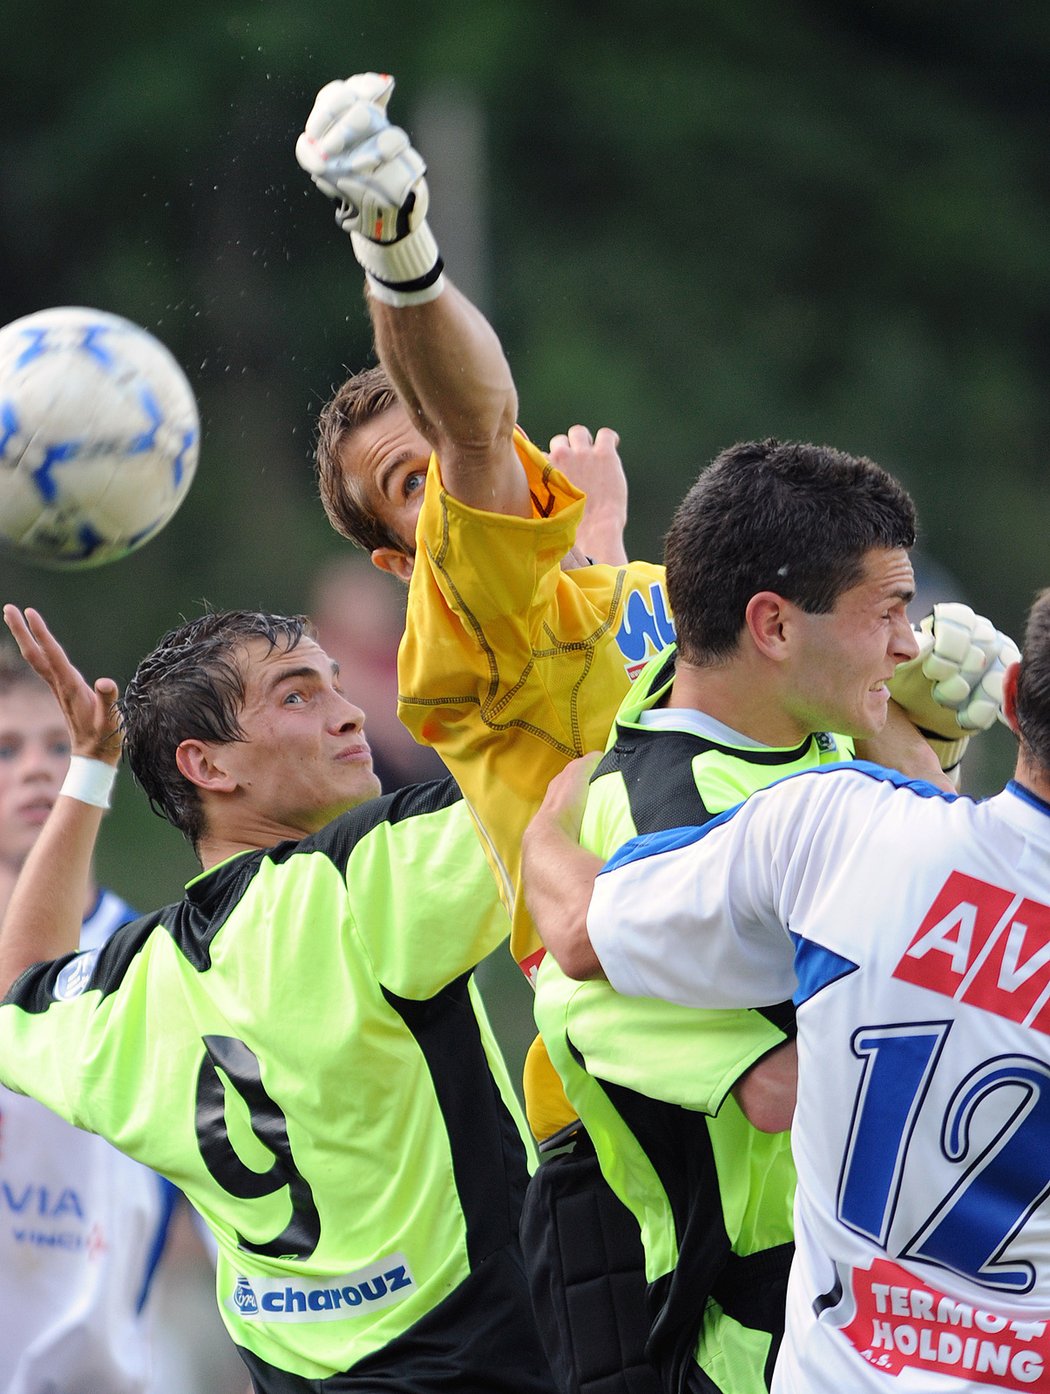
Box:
[0,604,555,1394]
[532,437,940,1393]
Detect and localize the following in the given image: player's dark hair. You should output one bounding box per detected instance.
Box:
[118,611,310,852]
[0,640,49,697]
[1015,588,1050,774]
[315,364,410,555]
[663,439,917,662]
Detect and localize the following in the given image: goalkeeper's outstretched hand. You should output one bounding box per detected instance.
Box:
[295,73,444,305]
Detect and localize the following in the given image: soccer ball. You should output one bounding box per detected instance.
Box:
[0,306,199,569]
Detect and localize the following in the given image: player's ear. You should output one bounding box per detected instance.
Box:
[746,592,791,661]
[370,547,415,583]
[1000,660,1021,735]
[176,739,237,794]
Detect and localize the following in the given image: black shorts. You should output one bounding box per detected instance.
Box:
[519,1131,663,1394]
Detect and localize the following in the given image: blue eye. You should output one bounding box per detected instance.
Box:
[404,470,426,497]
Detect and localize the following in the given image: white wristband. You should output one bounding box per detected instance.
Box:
[60,756,117,810]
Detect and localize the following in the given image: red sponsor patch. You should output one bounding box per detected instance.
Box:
[894,874,1050,1032]
[518,946,546,989]
[841,1256,1049,1387]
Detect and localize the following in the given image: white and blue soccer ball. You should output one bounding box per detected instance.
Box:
[0,306,199,568]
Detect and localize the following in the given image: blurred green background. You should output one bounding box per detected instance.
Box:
[1,0,1046,921]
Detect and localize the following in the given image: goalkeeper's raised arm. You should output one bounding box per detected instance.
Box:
[296,70,670,1394]
[295,72,531,521]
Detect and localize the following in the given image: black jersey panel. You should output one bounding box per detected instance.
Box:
[381,973,529,1269]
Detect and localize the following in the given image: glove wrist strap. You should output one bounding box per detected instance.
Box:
[365,269,447,307]
[350,223,445,305]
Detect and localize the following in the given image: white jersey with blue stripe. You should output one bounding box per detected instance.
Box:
[589,762,1050,1394]
[0,888,179,1394]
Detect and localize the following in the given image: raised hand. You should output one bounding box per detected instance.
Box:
[3,605,121,764]
[548,426,628,566]
[295,73,443,305]
[886,602,1020,784]
[915,602,1020,730]
[522,753,605,979]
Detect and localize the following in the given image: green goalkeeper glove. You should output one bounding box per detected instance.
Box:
[887,602,1020,781]
[295,73,444,306]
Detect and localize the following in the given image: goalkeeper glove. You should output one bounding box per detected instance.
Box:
[295,73,444,306]
[887,602,1020,782]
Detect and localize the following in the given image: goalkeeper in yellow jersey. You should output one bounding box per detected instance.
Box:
[296,72,670,1394]
[294,71,1017,1394]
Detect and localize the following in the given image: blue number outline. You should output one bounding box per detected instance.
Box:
[838,1022,1050,1295]
[838,1021,951,1246]
[902,1054,1050,1294]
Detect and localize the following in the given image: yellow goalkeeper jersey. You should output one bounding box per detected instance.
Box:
[397,431,671,1137]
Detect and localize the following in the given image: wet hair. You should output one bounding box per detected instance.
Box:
[663,438,917,662]
[118,610,309,851]
[1014,587,1050,775]
[314,364,408,554]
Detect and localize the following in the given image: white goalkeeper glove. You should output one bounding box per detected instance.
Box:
[887,602,1020,781]
[295,73,445,307]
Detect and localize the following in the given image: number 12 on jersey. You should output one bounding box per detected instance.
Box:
[837,1021,1050,1295]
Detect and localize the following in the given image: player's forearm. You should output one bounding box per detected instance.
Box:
[521,797,602,981]
[856,699,954,791]
[572,511,629,567]
[368,281,531,517]
[297,76,532,518]
[523,757,606,979]
[524,836,604,980]
[732,1039,798,1134]
[0,796,102,995]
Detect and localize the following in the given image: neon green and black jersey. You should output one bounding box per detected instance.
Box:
[0,780,552,1393]
[534,647,854,1394]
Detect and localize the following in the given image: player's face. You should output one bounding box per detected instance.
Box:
[0,683,70,870]
[783,547,919,739]
[220,637,381,837]
[338,406,432,578]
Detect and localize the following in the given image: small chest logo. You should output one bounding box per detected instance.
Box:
[614,583,674,680]
[53,948,101,1001]
[233,1275,259,1314]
